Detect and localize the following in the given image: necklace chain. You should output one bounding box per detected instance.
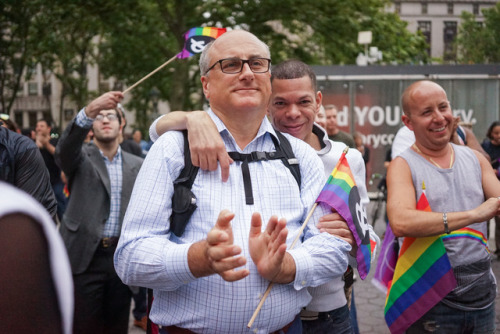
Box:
[412,143,454,169]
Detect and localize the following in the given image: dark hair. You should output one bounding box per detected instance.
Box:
[486,121,500,139]
[271,59,317,92]
[37,119,52,128]
[2,118,19,132]
[21,127,34,138]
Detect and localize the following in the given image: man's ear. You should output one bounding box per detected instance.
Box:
[315,91,323,113]
[402,114,413,131]
[201,76,210,100]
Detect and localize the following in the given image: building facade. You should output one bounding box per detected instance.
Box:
[387,0,499,61]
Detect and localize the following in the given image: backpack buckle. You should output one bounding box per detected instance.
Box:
[250,151,267,161]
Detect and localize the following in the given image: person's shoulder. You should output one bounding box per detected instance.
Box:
[329,140,364,165]
[155,129,184,145]
[145,130,185,163]
[341,130,354,138]
[3,129,37,152]
[122,149,144,165]
[278,131,317,157]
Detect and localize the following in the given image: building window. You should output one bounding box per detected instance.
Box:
[421,2,427,14]
[64,109,74,121]
[473,4,479,15]
[28,111,37,128]
[28,82,38,96]
[447,3,453,15]
[395,2,401,14]
[26,66,37,81]
[418,21,432,56]
[42,83,51,97]
[443,21,457,61]
[14,110,23,129]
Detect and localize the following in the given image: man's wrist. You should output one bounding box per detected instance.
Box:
[188,240,213,278]
[271,253,296,284]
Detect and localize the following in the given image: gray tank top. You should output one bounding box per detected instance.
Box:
[400,144,495,310]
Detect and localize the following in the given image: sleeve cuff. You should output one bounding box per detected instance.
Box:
[75,108,94,129]
[162,242,197,286]
[288,247,313,291]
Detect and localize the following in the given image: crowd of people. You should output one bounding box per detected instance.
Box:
[1,29,499,334]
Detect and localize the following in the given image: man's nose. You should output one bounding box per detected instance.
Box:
[240,63,254,77]
[287,104,301,118]
[433,109,445,121]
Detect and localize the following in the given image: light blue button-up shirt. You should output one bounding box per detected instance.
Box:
[115,110,350,333]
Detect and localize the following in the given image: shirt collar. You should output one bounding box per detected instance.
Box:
[98,145,122,163]
[206,108,279,146]
[312,123,330,154]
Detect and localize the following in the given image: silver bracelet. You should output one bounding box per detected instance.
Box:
[443,212,450,234]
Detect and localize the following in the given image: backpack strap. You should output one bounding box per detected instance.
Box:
[227,131,301,205]
[170,130,301,234]
[272,131,301,190]
[170,130,199,237]
[174,130,199,188]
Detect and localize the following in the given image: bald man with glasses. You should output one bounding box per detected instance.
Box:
[55,92,143,334]
[115,30,350,334]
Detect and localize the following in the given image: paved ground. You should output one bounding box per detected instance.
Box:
[128,201,500,333]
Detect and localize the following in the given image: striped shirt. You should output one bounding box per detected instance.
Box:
[115,110,350,333]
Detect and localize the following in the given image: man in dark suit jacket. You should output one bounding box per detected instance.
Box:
[55,91,143,334]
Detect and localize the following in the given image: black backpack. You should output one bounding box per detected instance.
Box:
[170,130,301,237]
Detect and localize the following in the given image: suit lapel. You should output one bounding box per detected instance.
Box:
[88,145,112,197]
[120,153,139,221]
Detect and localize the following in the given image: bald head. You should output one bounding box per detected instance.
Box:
[401,80,448,117]
[199,30,270,76]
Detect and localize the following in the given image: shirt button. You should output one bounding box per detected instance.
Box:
[253,329,258,333]
[301,280,306,286]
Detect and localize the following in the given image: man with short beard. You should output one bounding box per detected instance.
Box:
[55,92,143,334]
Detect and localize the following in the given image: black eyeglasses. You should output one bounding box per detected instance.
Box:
[95,113,118,122]
[204,57,271,75]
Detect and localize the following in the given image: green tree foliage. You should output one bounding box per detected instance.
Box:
[0,0,43,115]
[98,0,429,132]
[2,0,429,132]
[456,3,500,64]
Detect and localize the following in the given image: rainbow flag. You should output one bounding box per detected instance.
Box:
[315,149,374,280]
[63,184,70,198]
[442,227,489,252]
[177,27,227,59]
[372,223,398,294]
[384,184,457,334]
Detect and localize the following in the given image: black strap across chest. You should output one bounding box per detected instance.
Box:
[227,132,300,205]
[170,130,301,237]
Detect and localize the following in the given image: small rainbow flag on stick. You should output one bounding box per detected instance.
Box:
[315,147,374,280]
[178,27,227,59]
[384,182,457,334]
[123,26,226,94]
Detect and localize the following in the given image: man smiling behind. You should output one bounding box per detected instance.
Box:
[115,31,350,333]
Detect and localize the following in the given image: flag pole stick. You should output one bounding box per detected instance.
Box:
[122,54,179,95]
[247,147,349,328]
